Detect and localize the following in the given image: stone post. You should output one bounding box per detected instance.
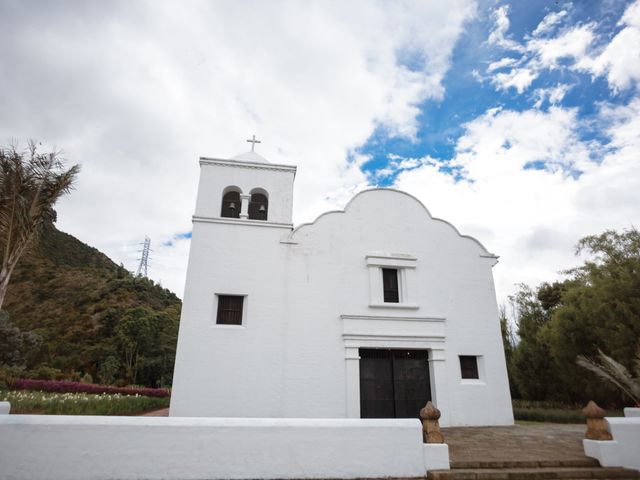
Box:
[420,401,444,444]
[582,400,613,440]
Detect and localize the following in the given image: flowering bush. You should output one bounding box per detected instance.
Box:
[8,379,170,398]
[1,390,169,415]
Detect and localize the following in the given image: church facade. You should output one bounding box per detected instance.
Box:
[170,150,513,426]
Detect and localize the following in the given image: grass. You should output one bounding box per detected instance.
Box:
[513,399,623,424]
[1,390,170,415]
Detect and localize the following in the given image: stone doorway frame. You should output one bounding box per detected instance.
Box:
[341,314,448,424]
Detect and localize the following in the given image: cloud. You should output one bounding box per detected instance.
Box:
[491,67,537,93]
[576,0,640,92]
[527,24,595,69]
[487,57,518,72]
[0,0,477,296]
[532,10,568,37]
[371,153,433,181]
[484,1,640,95]
[532,84,572,108]
[488,5,525,52]
[394,101,640,301]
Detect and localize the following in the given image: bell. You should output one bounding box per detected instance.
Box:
[229,202,236,211]
[259,204,266,213]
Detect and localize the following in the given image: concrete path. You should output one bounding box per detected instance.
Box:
[442,423,588,465]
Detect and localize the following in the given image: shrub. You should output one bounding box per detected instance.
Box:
[8,378,170,398]
[1,390,169,415]
[512,399,622,423]
[27,364,64,380]
[0,365,25,385]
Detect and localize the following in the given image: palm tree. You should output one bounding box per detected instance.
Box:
[0,142,79,308]
[577,343,640,407]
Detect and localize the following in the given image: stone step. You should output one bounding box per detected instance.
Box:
[450,459,600,469]
[427,466,640,480]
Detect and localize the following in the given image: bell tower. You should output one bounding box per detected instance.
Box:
[193,150,296,226]
[171,144,297,417]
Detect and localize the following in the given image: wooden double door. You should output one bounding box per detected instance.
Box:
[359,348,431,418]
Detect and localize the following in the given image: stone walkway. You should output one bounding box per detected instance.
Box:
[442,423,588,465]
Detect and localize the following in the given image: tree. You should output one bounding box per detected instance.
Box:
[507,228,640,406]
[0,142,79,307]
[114,308,153,384]
[499,304,518,397]
[114,306,179,386]
[508,284,565,400]
[0,310,41,367]
[548,228,640,404]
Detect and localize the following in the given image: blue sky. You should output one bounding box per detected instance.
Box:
[361,0,635,186]
[1,0,639,301]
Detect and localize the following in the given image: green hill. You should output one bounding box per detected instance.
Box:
[1,223,181,387]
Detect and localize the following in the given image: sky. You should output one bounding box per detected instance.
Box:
[1,0,639,306]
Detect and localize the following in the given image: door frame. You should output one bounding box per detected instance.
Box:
[341,314,448,422]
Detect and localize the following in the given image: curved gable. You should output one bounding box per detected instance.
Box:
[288,188,496,260]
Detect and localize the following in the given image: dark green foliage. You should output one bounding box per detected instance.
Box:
[1,223,181,387]
[507,228,640,408]
[499,305,519,398]
[509,284,563,401]
[114,307,178,386]
[0,311,41,367]
[512,400,622,424]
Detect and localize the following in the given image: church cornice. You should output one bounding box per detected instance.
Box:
[199,157,297,174]
[192,215,294,229]
[340,314,445,323]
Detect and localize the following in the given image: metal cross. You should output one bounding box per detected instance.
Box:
[246,135,261,152]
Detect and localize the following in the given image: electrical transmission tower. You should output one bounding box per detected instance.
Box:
[136,236,151,277]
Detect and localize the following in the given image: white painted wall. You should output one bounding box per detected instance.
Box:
[171,153,514,426]
[195,154,296,225]
[624,407,640,417]
[584,417,640,470]
[0,415,448,480]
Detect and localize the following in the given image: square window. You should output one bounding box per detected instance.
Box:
[382,268,399,303]
[459,355,479,379]
[366,254,417,309]
[216,295,244,325]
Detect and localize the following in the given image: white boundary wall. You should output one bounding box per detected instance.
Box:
[583,417,640,470]
[0,414,449,480]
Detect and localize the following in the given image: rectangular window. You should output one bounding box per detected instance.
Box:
[382,268,399,303]
[459,355,479,379]
[216,295,244,325]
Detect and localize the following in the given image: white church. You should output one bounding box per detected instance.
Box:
[170,145,513,427]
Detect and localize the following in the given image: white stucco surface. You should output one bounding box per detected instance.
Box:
[423,443,450,471]
[623,407,640,417]
[0,414,440,480]
[0,401,9,414]
[170,152,514,426]
[583,417,640,470]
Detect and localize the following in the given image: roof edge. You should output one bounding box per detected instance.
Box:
[288,188,496,257]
